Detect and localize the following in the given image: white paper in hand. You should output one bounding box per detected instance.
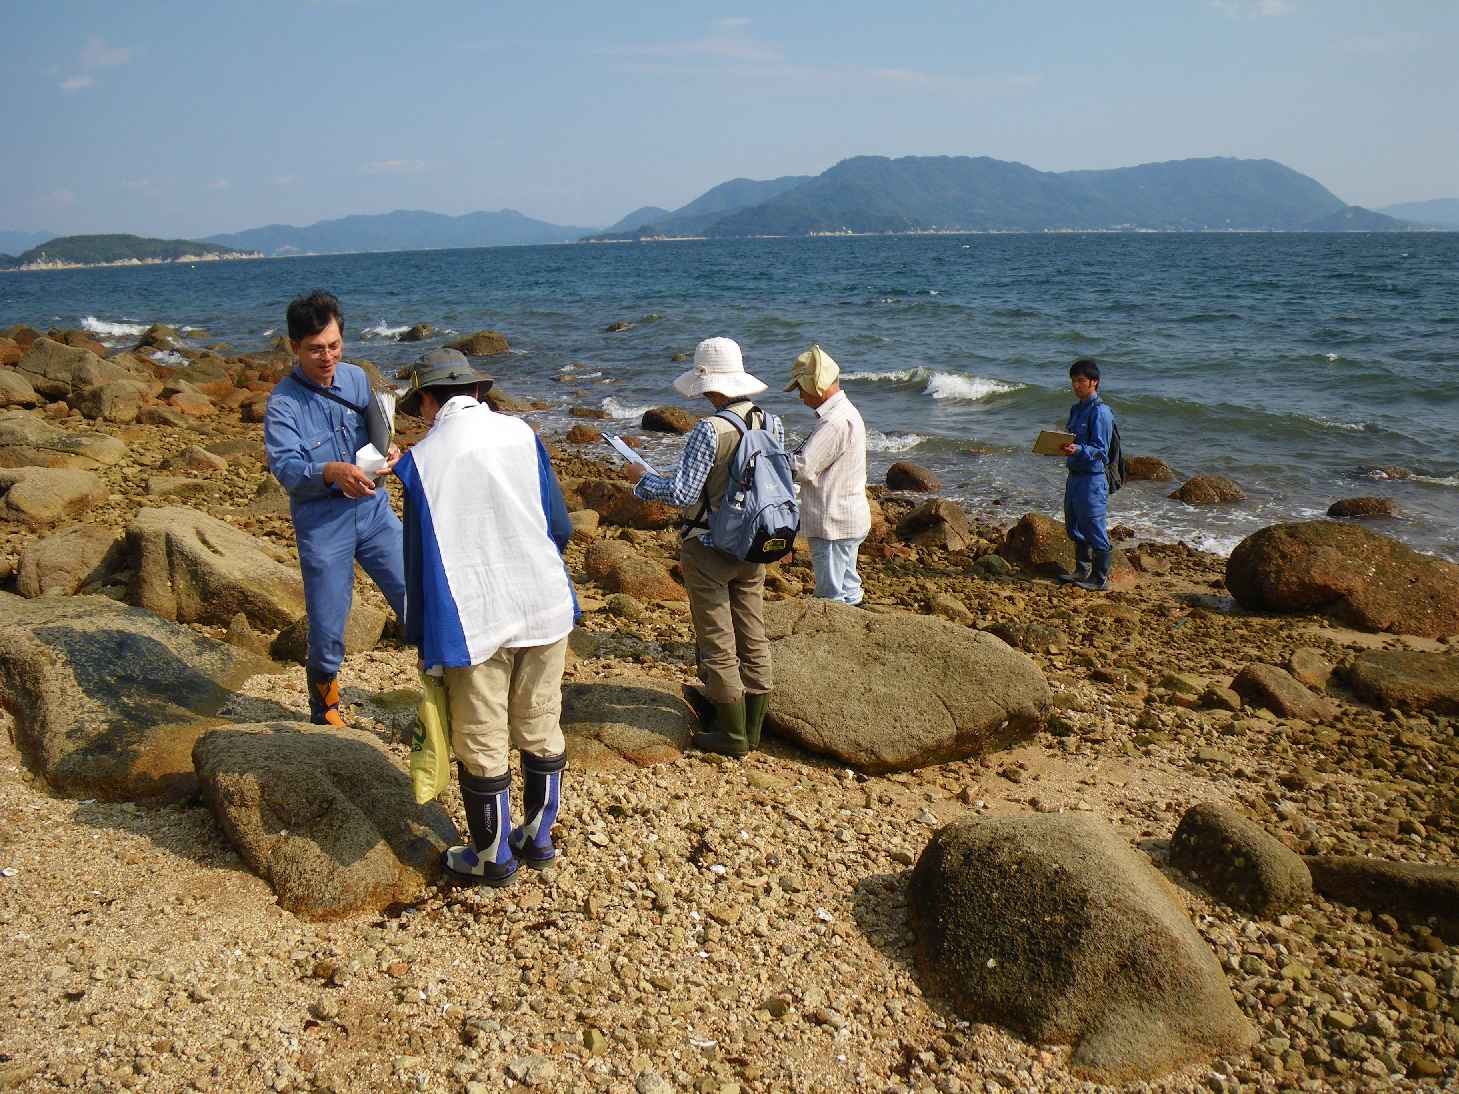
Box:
[355,443,389,477]
[604,434,661,476]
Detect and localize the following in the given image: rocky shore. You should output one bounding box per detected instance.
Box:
[1,324,1457,1093]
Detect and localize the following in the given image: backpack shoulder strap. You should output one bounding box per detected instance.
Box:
[289,372,368,415]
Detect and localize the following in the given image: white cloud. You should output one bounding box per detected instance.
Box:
[1212,0,1294,17]
[206,178,230,191]
[361,159,428,176]
[59,35,133,93]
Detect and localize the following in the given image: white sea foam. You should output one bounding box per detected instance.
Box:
[601,396,655,419]
[81,316,147,337]
[1412,473,1459,488]
[361,321,409,339]
[867,430,925,453]
[1324,353,1340,362]
[150,350,187,367]
[842,368,926,383]
[261,328,275,337]
[924,373,1024,401]
[1304,415,1367,432]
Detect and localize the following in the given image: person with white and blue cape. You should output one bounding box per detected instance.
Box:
[394,348,579,887]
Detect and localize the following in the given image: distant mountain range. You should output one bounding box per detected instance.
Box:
[596,156,1423,238]
[204,209,595,256]
[1377,198,1459,229]
[0,233,254,270]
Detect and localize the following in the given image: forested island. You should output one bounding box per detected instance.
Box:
[0,234,260,271]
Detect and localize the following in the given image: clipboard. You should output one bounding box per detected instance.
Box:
[1033,430,1076,456]
[604,434,661,476]
[365,391,396,456]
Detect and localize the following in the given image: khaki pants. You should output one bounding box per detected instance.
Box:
[444,637,568,778]
[680,536,773,704]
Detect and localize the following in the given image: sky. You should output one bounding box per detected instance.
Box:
[2,0,1456,239]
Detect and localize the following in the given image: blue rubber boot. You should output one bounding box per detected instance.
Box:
[1075,549,1111,592]
[509,751,566,868]
[445,765,518,887]
[1056,543,1092,585]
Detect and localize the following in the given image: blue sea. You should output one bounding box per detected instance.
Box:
[3,233,1456,561]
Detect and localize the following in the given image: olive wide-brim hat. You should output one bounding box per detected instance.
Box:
[398,347,495,416]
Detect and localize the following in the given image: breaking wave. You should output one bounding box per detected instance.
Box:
[923,373,1025,401]
[360,321,409,339]
[601,396,655,419]
[866,431,926,453]
[81,316,146,337]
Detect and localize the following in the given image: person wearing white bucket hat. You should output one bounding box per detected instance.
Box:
[785,344,871,605]
[623,337,785,757]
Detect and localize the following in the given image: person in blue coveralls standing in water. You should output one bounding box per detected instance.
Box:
[263,290,406,725]
[1056,357,1115,592]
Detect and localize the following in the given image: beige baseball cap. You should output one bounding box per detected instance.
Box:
[785,344,840,397]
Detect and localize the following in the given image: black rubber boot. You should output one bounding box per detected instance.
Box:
[692,700,749,757]
[445,765,518,887]
[1056,543,1092,585]
[744,692,770,750]
[1075,549,1111,591]
[305,666,345,726]
[682,684,715,728]
[509,751,566,869]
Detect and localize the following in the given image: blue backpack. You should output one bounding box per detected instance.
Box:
[703,407,800,563]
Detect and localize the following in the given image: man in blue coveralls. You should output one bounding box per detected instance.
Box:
[264,291,406,725]
[1055,358,1115,592]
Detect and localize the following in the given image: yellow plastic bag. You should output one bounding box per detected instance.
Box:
[410,672,453,804]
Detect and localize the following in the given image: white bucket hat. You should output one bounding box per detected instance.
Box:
[672,337,768,399]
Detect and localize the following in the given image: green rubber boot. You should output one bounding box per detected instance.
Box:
[692,699,748,757]
[744,692,770,750]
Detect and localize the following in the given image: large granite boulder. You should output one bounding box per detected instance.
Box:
[896,499,972,551]
[0,595,271,800]
[560,676,694,769]
[1343,650,1459,715]
[640,406,697,434]
[910,813,1254,1081]
[1230,662,1338,722]
[126,506,306,629]
[561,478,678,530]
[1226,521,1459,639]
[15,524,123,597]
[1305,856,1459,941]
[998,512,1074,574]
[886,461,940,492]
[270,603,389,664]
[1125,455,1175,482]
[762,599,1048,772]
[1327,496,1397,519]
[193,723,455,920]
[1170,802,1312,917]
[583,539,686,602]
[69,379,151,424]
[0,411,126,469]
[0,369,39,408]
[12,337,138,400]
[0,467,108,527]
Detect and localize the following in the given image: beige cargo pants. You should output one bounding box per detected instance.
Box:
[444,636,568,778]
[679,536,773,704]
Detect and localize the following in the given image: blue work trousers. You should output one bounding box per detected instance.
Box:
[294,491,406,674]
[809,536,865,605]
[1063,471,1110,553]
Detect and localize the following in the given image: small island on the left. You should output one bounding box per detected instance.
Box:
[0,233,262,272]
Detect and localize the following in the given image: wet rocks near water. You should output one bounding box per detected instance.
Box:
[1170,802,1312,917]
[445,330,510,357]
[0,411,126,469]
[0,594,270,800]
[1226,520,1459,639]
[127,505,305,629]
[1230,662,1338,723]
[1327,495,1398,519]
[560,676,694,768]
[762,598,1048,772]
[885,461,940,492]
[1169,474,1246,505]
[910,812,1254,1081]
[562,478,678,530]
[1343,649,1459,715]
[640,406,697,434]
[1125,454,1175,481]
[565,423,603,444]
[998,512,1075,575]
[397,322,432,343]
[192,722,455,919]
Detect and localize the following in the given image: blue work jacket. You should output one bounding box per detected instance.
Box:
[264,362,384,517]
[1065,394,1114,476]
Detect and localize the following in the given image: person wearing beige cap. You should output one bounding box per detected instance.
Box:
[622,337,786,757]
[785,344,871,605]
